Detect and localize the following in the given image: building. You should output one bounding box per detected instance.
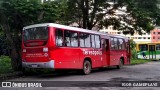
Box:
[151,27,160,43]
[100,26,153,43]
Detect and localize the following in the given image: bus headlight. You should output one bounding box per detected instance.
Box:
[43,47,48,52]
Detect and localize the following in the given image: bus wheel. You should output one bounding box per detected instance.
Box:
[82,60,91,75]
[116,59,123,69]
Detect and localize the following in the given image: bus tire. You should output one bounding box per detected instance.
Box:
[116,59,123,69]
[82,60,91,75]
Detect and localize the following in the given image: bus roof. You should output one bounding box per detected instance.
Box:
[23,23,128,39]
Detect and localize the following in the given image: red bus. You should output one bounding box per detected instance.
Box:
[22,23,130,75]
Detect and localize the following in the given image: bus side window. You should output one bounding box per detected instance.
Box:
[118,38,123,49]
[95,35,100,48]
[71,32,78,47]
[102,39,105,50]
[91,35,95,48]
[156,44,160,50]
[56,29,63,46]
[111,38,114,49]
[64,30,71,47]
[102,39,108,51]
[106,39,109,51]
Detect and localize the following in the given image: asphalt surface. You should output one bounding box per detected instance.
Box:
[1,61,160,90]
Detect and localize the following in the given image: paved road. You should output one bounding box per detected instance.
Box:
[1,61,160,90]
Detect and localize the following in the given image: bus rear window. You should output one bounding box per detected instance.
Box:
[23,27,48,42]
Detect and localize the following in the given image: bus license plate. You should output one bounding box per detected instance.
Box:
[31,64,38,68]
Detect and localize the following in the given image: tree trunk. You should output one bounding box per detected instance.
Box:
[0,10,22,71]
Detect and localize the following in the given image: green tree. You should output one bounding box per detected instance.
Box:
[0,0,39,70]
[0,0,58,70]
[130,39,137,59]
[116,0,160,35]
[66,0,119,29]
[66,0,160,35]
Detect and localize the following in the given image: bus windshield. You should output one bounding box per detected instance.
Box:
[23,27,48,42]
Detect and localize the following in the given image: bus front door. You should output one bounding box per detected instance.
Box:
[102,39,109,66]
[149,45,156,59]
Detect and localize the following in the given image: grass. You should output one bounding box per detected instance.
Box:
[0,55,14,74]
[130,59,153,65]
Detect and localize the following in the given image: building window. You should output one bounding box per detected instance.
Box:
[153,37,155,39]
[138,37,142,39]
[158,32,160,34]
[143,37,146,39]
[148,37,150,39]
[153,32,156,34]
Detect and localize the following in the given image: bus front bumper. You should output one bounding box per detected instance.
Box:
[22,60,54,69]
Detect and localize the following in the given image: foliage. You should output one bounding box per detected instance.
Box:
[66,0,119,29]
[130,39,136,50]
[116,0,160,35]
[0,0,61,70]
[129,39,137,59]
[131,59,152,65]
[0,33,10,56]
[0,56,14,74]
[131,49,137,59]
[53,0,73,25]
[66,0,160,34]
